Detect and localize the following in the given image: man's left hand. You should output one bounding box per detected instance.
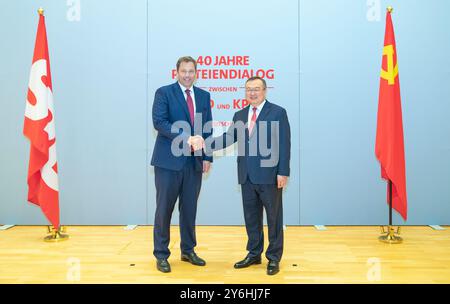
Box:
[203,161,211,174]
[277,175,288,188]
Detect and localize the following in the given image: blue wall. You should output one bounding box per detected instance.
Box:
[0,0,449,225]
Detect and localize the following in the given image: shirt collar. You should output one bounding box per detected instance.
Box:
[250,99,267,112]
[178,82,194,94]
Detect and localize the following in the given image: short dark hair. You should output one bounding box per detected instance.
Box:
[245,76,266,88]
[176,56,197,71]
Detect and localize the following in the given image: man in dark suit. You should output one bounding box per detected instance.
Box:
[205,76,290,275]
[151,56,213,273]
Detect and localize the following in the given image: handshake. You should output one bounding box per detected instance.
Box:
[188,135,205,151]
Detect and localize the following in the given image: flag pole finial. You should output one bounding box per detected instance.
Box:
[387,6,393,13]
[38,7,44,16]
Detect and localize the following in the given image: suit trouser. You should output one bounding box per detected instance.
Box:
[241,180,283,262]
[153,157,202,259]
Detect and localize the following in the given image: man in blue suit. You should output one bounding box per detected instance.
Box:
[206,76,290,275]
[151,56,213,273]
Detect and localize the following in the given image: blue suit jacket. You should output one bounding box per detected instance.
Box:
[151,82,213,172]
[208,100,290,184]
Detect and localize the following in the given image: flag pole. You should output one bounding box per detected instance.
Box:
[31,7,69,243]
[377,6,403,244]
[389,180,392,226]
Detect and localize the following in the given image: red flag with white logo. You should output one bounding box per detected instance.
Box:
[375,9,407,221]
[24,11,60,228]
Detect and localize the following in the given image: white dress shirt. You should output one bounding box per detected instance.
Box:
[247,99,267,127]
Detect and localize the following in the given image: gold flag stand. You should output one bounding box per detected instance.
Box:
[44,226,69,242]
[379,225,402,244]
[378,178,403,244]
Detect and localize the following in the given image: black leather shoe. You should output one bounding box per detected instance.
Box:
[267,260,279,275]
[156,259,171,273]
[181,252,206,266]
[234,256,262,269]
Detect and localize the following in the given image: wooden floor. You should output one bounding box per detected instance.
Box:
[0,225,449,283]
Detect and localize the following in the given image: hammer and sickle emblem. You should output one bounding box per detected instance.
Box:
[380,44,398,85]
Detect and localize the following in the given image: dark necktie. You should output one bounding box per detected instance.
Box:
[185,89,195,124]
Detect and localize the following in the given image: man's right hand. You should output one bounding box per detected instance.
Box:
[188,135,205,151]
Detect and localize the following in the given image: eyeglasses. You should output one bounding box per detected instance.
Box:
[245,87,265,93]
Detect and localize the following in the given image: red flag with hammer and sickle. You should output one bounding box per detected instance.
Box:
[375,9,407,221]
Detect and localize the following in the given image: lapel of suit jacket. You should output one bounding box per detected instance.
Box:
[249,100,271,139]
[172,82,192,126]
[239,106,251,139]
[193,86,203,114]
